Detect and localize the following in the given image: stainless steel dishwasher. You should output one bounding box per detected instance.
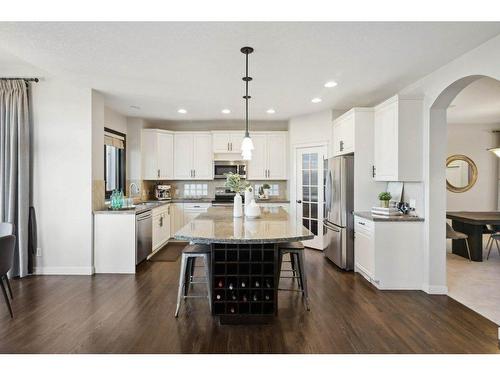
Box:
[136,210,152,265]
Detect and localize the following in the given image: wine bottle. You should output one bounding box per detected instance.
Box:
[231,293,237,301]
[216,294,222,300]
[242,294,248,302]
[241,281,246,288]
[254,280,260,288]
[253,294,258,302]
[230,306,235,314]
[217,279,224,288]
[229,283,234,290]
[265,279,271,288]
[264,294,270,301]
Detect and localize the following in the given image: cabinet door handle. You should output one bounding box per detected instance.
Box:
[358,221,366,226]
[340,140,344,152]
[157,169,160,178]
[228,142,230,151]
[372,165,376,178]
[193,170,196,178]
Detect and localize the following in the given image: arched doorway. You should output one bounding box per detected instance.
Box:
[426,75,500,299]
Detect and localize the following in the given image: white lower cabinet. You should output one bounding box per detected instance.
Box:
[183,203,211,225]
[171,203,185,236]
[354,215,423,290]
[152,204,171,252]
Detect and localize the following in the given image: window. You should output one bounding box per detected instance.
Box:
[104,128,126,199]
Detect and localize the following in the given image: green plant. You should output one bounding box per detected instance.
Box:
[224,172,249,194]
[262,183,271,189]
[378,192,392,201]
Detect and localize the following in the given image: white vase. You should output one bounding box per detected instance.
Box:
[233,193,243,217]
[244,189,253,214]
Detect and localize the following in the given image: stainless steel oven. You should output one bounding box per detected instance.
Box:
[214,161,246,179]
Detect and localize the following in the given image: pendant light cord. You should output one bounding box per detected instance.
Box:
[245,51,249,138]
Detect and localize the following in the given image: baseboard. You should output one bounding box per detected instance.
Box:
[33,266,94,275]
[422,283,448,294]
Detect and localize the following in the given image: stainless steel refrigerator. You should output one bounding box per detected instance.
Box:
[323,155,354,270]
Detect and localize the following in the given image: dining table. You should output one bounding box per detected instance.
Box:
[446,211,500,261]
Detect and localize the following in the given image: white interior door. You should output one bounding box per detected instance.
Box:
[295,145,327,250]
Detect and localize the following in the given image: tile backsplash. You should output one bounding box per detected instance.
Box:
[140,179,288,200]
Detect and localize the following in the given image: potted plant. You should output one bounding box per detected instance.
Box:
[378,192,392,208]
[224,173,249,217]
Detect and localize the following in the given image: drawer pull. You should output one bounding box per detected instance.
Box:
[358,222,366,226]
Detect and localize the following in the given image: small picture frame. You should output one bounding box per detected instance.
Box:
[386,182,403,205]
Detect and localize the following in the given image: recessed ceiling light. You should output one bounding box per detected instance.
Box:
[324,81,338,88]
[130,105,141,110]
[177,108,187,114]
[221,109,231,114]
[311,98,322,103]
[266,108,276,114]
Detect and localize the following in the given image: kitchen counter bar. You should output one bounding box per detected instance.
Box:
[174,206,312,244]
[354,211,424,222]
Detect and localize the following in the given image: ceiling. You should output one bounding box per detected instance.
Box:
[448,77,500,124]
[1,22,500,121]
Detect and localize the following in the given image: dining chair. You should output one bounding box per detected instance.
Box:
[446,223,471,261]
[0,235,16,318]
[484,225,500,252]
[486,232,500,260]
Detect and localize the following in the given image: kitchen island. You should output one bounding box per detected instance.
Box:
[175,206,313,323]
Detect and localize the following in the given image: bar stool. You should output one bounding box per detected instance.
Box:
[175,243,212,317]
[278,241,310,310]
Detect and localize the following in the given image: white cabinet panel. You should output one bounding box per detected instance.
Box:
[332,113,355,156]
[247,132,287,180]
[142,130,174,180]
[157,132,174,179]
[267,133,287,179]
[174,133,194,179]
[230,132,244,153]
[354,220,375,282]
[373,95,422,181]
[171,203,184,236]
[193,133,213,179]
[212,133,231,153]
[247,134,268,180]
[174,133,213,180]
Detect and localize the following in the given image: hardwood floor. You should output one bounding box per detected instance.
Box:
[0,247,498,353]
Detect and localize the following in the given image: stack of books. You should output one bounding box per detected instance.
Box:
[371,206,403,218]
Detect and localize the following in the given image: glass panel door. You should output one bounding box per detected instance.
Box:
[296,146,327,250]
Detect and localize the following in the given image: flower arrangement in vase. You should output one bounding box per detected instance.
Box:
[224,172,249,217]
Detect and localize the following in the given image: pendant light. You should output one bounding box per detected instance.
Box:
[240,46,254,160]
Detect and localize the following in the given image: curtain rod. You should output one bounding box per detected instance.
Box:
[0,77,39,82]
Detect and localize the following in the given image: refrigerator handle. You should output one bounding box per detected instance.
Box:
[323,219,340,232]
[325,169,333,214]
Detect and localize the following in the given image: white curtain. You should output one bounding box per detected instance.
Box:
[0,79,31,277]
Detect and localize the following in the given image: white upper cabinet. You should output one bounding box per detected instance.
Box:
[211,131,245,153]
[373,95,423,181]
[141,129,174,180]
[173,132,213,180]
[332,112,355,156]
[247,132,287,180]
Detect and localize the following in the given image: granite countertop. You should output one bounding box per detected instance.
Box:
[93,200,172,215]
[354,211,425,222]
[175,206,313,244]
[171,197,290,204]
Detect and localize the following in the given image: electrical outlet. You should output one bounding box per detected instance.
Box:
[409,199,416,209]
[36,247,42,257]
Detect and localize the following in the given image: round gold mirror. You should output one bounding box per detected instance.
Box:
[446,154,478,193]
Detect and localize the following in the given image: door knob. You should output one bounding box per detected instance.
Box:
[297,200,302,204]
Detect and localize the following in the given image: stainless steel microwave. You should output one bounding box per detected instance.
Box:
[214,161,247,179]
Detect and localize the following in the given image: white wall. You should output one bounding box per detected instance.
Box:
[126,117,146,182]
[92,91,104,181]
[447,123,499,211]
[104,106,127,134]
[399,33,500,294]
[32,78,94,275]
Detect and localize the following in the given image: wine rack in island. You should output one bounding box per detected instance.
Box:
[212,243,278,321]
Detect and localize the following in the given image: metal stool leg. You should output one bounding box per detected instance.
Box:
[1,275,13,318]
[487,238,494,260]
[184,257,193,296]
[464,238,472,261]
[277,251,284,288]
[175,254,187,317]
[496,238,500,256]
[203,254,212,313]
[290,253,297,282]
[2,275,13,300]
[296,251,310,311]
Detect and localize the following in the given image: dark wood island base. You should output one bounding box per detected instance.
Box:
[212,243,278,324]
